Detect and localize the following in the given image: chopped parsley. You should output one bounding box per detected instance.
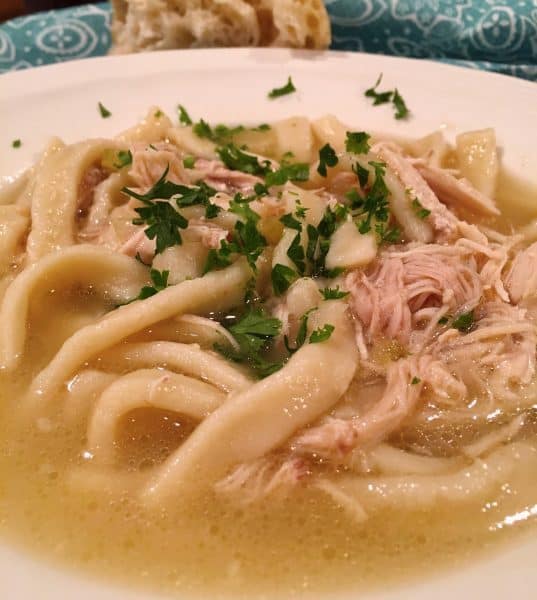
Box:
[411,197,431,220]
[411,376,421,385]
[268,76,296,99]
[193,118,212,139]
[154,110,163,118]
[215,308,283,378]
[217,143,270,175]
[252,123,271,131]
[178,105,193,125]
[375,223,401,244]
[11,139,21,148]
[353,162,370,188]
[114,149,132,169]
[392,89,409,120]
[272,263,299,296]
[284,309,313,355]
[204,196,266,273]
[98,102,112,118]
[133,269,170,301]
[122,166,189,254]
[355,161,389,234]
[364,74,410,120]
[309,324,335,344]
[280,213,303,231]
[265,162,309,188]
[320,286,349,300]
[452,311,475,333]
[345,131,371,155]
[438,315,450,325]
[317,143,338,177]
[183,155,196,169]
[287,232,306,274]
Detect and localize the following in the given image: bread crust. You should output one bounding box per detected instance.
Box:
[110,0,331,54]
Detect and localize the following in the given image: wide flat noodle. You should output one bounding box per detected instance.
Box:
[25,259,251,408]
[142,301,358,504]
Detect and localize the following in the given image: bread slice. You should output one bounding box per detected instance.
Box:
[110,0,331,54]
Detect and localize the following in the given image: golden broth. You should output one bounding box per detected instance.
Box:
[0,270,536,599]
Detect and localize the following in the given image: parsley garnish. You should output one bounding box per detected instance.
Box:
[320,286,349,300]
[365,74,410,120]
[284,309,314,354]
[154,110,163,118]
[114,149,132,169]
[308,205,348,277]
[183,156,195,169]
[280,213,302,231]
[438,315,450,325]
[11,139,21,148]
[192,120,246,144]
[98,102,112,118]
[345,131,371,154]
[287,233,306,274]
[309,324,335,344]
[252,123,271,131]
[122,166,189,254]
[355,161,390,236]
[217,143,270,175]
[452,311,475,333]
[317,143,339,177]
[133,269,170,300]
[393,89,409,120]
[266,162,309,187]
[353,162,370,188]
[411,197,431,220]
[411,376,421,385]
[204,196,266,272]
[272,264,299,296]
[215,308,283,378]
[178,105,193,125]
[268,76,296,99]
[375,223,401,245]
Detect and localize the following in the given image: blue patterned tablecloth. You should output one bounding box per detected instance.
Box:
[0,1,536,81]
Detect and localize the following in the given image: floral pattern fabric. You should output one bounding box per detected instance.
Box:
[0,1,536,80]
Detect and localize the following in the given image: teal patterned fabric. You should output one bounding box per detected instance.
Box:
[0,1,536,80]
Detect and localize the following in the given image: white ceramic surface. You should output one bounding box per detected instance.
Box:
[0,48,536,600]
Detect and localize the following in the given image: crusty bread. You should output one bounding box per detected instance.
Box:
[110,0,331,54]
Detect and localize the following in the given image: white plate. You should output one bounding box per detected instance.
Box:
[0,48,536,600]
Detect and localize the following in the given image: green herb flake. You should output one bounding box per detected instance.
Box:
[280,213,302,231]
[320,286,349,300]
[272,264,299,296]
[252,123,271,131]
[114,149,133,169]
[122,166,189,254]
[265,162,310,187]
[11,139,21,149]
[452,311,475,333]
[284,308,315,355]
[154,110,163,118]
[268,76,296,99]
[134,269,170,301]
[345,131,371,155]
[365,74,411,120]
[411,376,421,385]
[217,143,270,176]
[98,102,112,118]
[215,308,283,378]
[193,118,213,139]
[317,143,339,177]
[183,155,196,169]
[178,105,193,125]
[352,162,370,188]
[438,316,450,325]
[309,324,335,344]
[411,197,431,219]
[393,89,409,120]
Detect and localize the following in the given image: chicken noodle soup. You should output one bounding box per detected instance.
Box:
[1,109,537,597]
